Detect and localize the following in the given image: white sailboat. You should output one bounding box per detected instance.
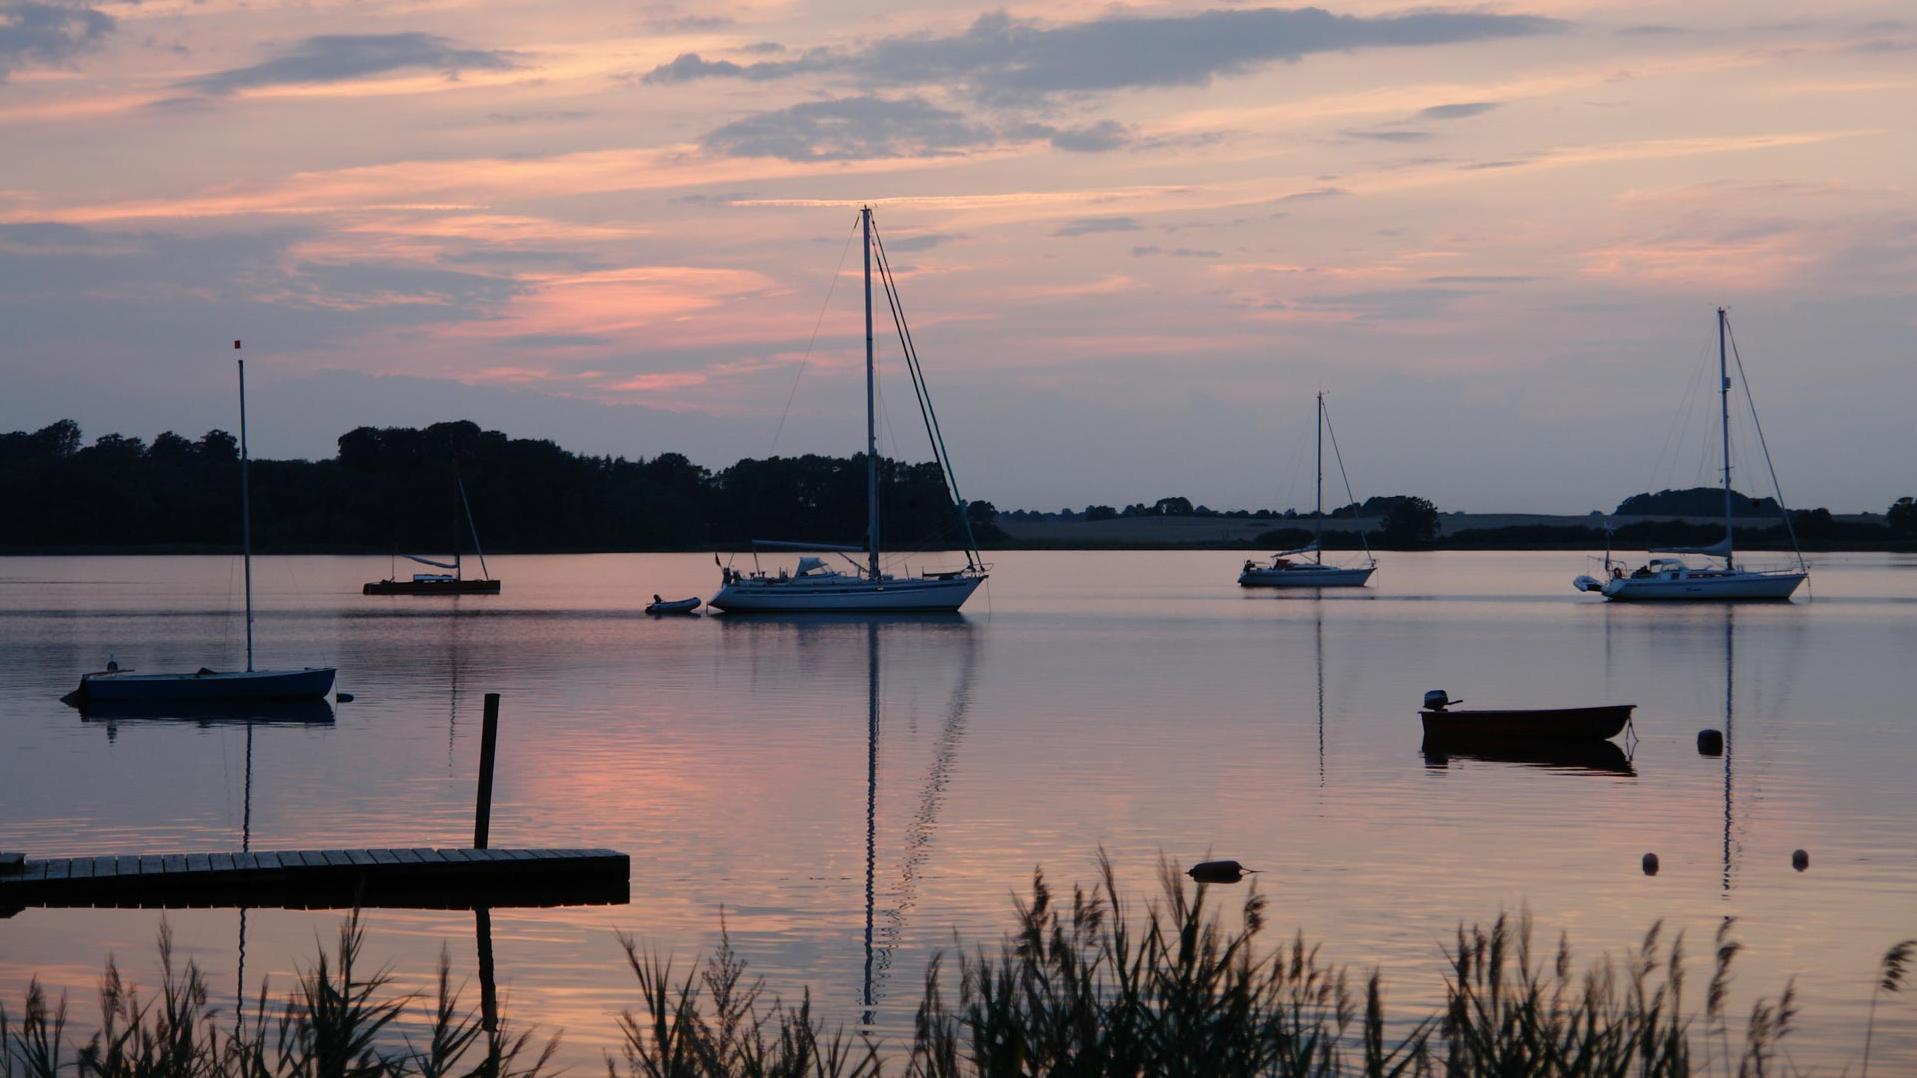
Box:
[65,346,337,704]
[1239,392,1377,588]
[1573,309,1807,601]
[708,207,987,614]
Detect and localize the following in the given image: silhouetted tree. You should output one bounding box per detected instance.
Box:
[1152,496,1193,516]
[0,419,983,553]
[1381,497,1440,546]
[1616,487,1780,517]
[1888,497,1917,540]
[197,430,238,462]
[149,431,194,460]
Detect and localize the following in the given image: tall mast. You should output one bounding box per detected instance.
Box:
[1314,392,1324,564]
[1718,307,1734,569]
[456,473,489,581]
[236,343,254,672]
[863,206,880,581]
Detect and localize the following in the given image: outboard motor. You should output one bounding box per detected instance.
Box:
[1423,689,1453,712]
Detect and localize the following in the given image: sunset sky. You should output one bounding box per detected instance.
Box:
[2,0,1911,512]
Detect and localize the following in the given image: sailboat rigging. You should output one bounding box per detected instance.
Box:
[1574,308,1807,600]
[363,472,501,595]
[709,207,987,613]
[64,345,336,704]
[1239,392,1377,588]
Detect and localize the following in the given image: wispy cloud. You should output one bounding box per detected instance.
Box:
[1053,216,1143,237]
[1419,101,1500,119]
[1273,187,1349,203]
[1131,245,1221,258]
[1342,128,1433,142]
[701,97,1134,161]
[702,96,995,161]
[1036,119,1132,153]
[0,1,113,82]
[182,33,517,95]
[641,7,1564,103]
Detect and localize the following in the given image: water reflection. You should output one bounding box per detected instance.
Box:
[77,698,335,731]
[1422,739,1635,775]
[1722,606,1736,894]
[5,552,1913,1069]
[1315,603,1326,787]
[870,619,978,1019]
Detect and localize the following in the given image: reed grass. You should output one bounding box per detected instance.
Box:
[1,913,555,1078]
[6,862,1911,1076]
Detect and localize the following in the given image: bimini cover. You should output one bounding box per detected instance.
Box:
[795,556,827,575]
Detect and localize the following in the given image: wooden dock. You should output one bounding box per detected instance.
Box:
[0,847,628,917]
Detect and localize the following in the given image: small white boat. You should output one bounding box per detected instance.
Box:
[1572,309,1807,602]
[65,346,335,705]
[1240,392,1376,589]
[710,207,987,615]
[645,596,702,615]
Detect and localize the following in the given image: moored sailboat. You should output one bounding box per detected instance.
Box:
[1573,309,1807,601]
[363,474,501,594]
[708,207,987,614]
[65,345,336,705]
[1240,392,1377,588]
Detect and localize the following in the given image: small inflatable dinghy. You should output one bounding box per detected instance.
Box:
[645,596,702,615]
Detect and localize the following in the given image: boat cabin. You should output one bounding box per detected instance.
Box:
[1616,557,1740,582]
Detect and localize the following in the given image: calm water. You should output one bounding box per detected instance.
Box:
[2,551,1914,1068]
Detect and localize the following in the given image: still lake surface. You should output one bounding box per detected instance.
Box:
[2,551,1913,1068]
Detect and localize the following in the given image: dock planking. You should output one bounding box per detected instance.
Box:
[0,847,628,917]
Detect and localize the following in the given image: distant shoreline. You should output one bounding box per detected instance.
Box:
[2,539,1909,556]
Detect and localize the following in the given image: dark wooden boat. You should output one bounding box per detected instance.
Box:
[1420,703,1634,744]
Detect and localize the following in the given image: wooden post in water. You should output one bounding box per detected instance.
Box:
[474,693,500,849]
[475,906,499,1032]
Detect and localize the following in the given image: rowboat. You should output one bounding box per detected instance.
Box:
[1419,691,1633,744]
[645,596,702,615]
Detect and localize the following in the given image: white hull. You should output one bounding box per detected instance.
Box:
[710,574,983,613]
[1239,565,1375,588]
[1601,570,1804,601]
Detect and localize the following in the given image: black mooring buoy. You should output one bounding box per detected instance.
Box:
[1642,852,1660,876]
[1697,729,1724,755]
[335,692,355,703]
[1792,849,1809,871]
[1187,860,1255,884]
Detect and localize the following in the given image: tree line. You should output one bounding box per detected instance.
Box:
[2,418,1911,552]
[0,419,994,553]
